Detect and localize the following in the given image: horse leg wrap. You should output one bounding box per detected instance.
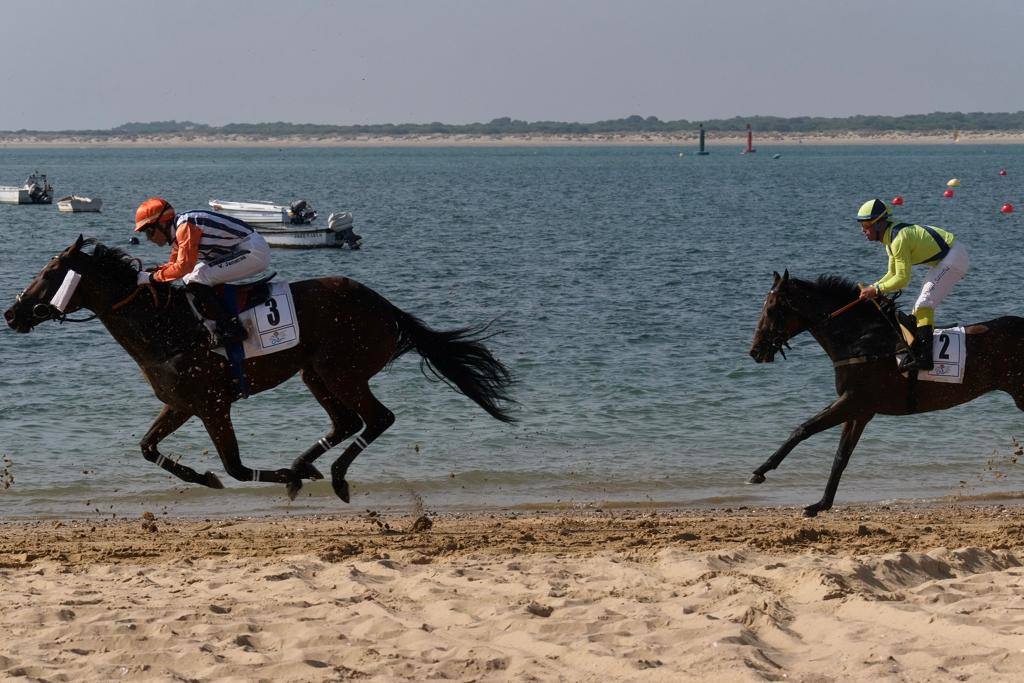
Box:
[296,436,341,466]
[332,437,369,478]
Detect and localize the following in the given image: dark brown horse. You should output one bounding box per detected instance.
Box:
[4,236,515,502]
[749,270,1024,517]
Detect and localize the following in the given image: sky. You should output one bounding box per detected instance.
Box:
[2,0,1022,130]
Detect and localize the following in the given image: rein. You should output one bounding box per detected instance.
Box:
[111,282,159,312]
[18,292,97,324]
[60,282,161,321]
[822,290,900,326]
[827,297,866,320]
[822,291,911,366]
[765,288,903,360]
[21,265,161,325]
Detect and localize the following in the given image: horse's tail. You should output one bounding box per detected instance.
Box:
[389,306,517,423]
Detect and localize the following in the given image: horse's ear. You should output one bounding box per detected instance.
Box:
[772,270,781,283]
[72,234,84,251]
[782,269,789,282]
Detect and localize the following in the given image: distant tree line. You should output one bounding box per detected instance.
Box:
[6,112,1024,136]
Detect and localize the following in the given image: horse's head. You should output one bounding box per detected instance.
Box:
[5,234,95,333]
[749,270,812,363]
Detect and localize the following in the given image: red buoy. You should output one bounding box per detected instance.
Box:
[892,195,904,206]
[943,189,954,198]
[1000,169,1008,176]
[1001,203,1014,213]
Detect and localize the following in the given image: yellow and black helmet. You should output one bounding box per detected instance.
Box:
[856,198,890,223]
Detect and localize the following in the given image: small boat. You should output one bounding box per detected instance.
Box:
[209,199,360,249]
[0,171,53,204]
[256,212,362,249]
[208,199,317,226]
[57,195,102,212]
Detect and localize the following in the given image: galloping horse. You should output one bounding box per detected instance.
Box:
[4,236,516,501]
[748,270,1024,517]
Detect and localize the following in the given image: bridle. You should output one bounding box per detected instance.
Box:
[14,255,159,326]
[758,287,804,359]
[12,290,96,324]
[760,286,901,359]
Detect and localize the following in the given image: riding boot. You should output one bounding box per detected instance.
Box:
[186,283,248,347]
[914,325,934,371]
[896,310,917,336]
[898,325,934,372]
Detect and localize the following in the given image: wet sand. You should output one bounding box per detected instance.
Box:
[1,503,1023,681]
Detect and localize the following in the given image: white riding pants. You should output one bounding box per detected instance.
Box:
[914,241,969,312]
[181,233,271,287]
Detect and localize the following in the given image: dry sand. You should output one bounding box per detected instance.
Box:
[1,131,1023,148]
[2,503,1023,681]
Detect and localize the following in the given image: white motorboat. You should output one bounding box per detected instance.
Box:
[0,172,53,204]
[208,199,317,225]
[57,195,102,212]
[209,199,361,249]
[256,212,362,249]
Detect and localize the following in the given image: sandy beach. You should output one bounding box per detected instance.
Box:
[2,130,1024,148]
[1,504,1023,681]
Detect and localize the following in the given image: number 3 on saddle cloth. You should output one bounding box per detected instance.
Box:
[191,280,301,397]
[895,319,967,384]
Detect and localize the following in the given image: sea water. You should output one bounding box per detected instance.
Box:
[1,144,1024,520]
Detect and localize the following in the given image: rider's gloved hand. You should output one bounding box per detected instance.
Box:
[137,271,154,286]
[858,285,879,300]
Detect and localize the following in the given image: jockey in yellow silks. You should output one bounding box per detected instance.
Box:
[855,198,970,371]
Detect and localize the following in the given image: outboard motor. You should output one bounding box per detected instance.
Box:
[288,199,317,225]
[340,228,362,249]
[328,211,362,249]
[25,173,50,203]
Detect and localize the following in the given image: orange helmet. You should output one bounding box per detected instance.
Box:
[134,197,175,232]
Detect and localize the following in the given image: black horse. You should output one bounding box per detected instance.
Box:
[5,236,516,502]
[749,270,1024,516]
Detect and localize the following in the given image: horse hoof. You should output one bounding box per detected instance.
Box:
[286,480,302,501]
[290,461,324,481]
[332,478,350,503]
[802,506,820,518]
[299,463,324,481]
[748,473,766,484]
[203,471,225,489]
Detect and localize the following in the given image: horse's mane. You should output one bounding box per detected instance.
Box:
[81,239,141,277]
[790,274,862,307]
[789,273,901,356]
[811,274,860,298]
[789,273,900,311]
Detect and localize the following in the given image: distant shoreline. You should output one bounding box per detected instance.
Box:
[2,130,1024,148]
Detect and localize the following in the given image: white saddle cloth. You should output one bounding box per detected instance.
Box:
[211,282,301,358]
[904,326,966,383]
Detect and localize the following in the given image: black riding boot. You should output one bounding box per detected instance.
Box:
[186,283,248,346]
[914,325,934,371]
[899,325,934,372]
